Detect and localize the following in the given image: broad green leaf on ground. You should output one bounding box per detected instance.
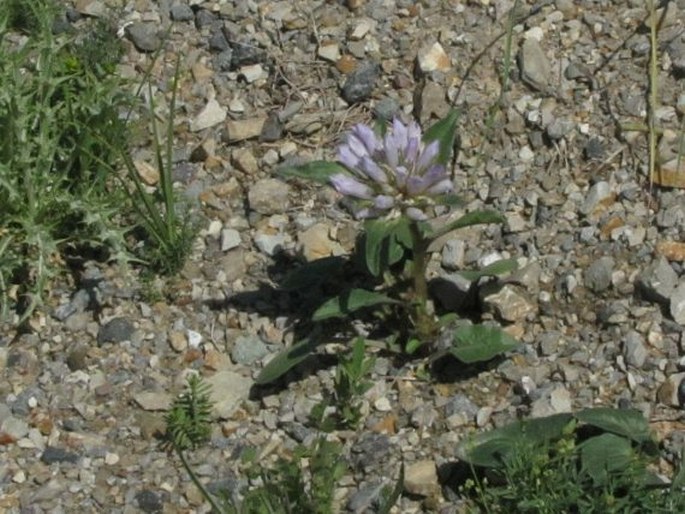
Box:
[449,325,519,364]
[278,160,348,184]
[455,413,575,468]
[256,337,322,385]
[575,407,652,444]
[458,258,519,281]
[422,109,460,166]
[312,289,399,321]
[579,433,634,485]
[423,209,505,240]
[280,256,346,291]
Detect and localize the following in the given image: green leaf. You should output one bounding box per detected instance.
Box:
[455,413,574,468]
[364,218,410,277]
[424,209,505,240]
[578,433,635,486]
[256,337,322,385]
[423,109,460,166]
[458,258,519,281]
[280,256,346,291]
[449,325,519,364]
[278,160,348,184]
[575,407,652,444]
[312,289,399,321]
[405,338,422,354]
[377,462,404,514]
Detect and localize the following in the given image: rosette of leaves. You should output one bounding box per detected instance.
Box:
[456,407,685,512]
[259,112,518,385]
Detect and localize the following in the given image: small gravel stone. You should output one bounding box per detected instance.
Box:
[584,256,614,293]
[206,371,253,419]
[190,98,227,132]
[341,61,379,104]
[97,317,135,345]
[220,229,241,251]
[170,3,194,22]
[623,331,648,369]
[519,38,551,91]
[231,334,270,365]
[248,179,291,215]
[404,460,440,498]
[41,446,79,465]
[125,23,161,53]
[135,489,164,513]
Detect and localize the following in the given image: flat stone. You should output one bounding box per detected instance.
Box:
[623,331,648,369]
[415,80,450,123]
[637,257,678,307]
[298,223,345,261]
[239,63,267,83]
[133,391,173,411]
[41,446,79,465]
[482,284,536,322]
[231,148,259,174]
[206,370,253,419]
[248,178,291,215]
[416,42,451,73]
[441,239,466,270]
[584,256,614,293]
[0,415,29,441]
[657,372,685,407]
[191,99,227,132]
[580,181,612,215]
[125,23,161,53]
[220,229,241,251]
[404,459,440,497]
[318,42,341,62]
[519,38,550,91]
[224,117,266,142]
[231,334,270,365]
[253,232,287,256]
[97,317,135,345]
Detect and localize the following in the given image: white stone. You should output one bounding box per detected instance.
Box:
[221,229,241,251]
[240,64,267,83]
[374,397,392,412]
[190,98,227,132]
[187,330,202,348]
[417,42,451,73]
[317,42,341,62]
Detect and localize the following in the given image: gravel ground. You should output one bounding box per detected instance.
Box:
[3,0,685,512]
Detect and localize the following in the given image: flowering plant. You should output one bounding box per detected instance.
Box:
[258,111,518,384]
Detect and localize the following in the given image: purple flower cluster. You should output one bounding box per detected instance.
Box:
[331,117,453,220]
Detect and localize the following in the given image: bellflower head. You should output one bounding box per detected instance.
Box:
[331,117,453,220]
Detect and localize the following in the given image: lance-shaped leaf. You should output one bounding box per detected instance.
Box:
[256,337,322,385]
[579,433,635,486]
[279,160,349,184]
[458,258,518,281]
[575,407,652,444]
[312,288,400,321]
[449,325,519,364]
[422,209,505,240]
[364,218,411,277]
[422,109,460,166]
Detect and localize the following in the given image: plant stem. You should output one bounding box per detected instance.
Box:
[176,447,224,513]
[408,221,435,341]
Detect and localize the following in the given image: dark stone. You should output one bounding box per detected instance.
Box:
[194,9,217,30]
[208,29,229,52]
[135,490,163,513]
[230,41,266,69]
[41,446,79,465]
[259,112,283,142]
[373,97,400,122]
[170,3,194,22]
[583,137,605,160]
[97,317,135,345]
[125,23,161,53]
[341,61,379,104]
[351,433,392,470]
[214,49,234,71]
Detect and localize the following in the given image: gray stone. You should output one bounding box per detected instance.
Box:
[519,38,551,91]
[623,331,648,369]
[125,23,161,53]
[637,257,678,307]
[231,334,270,365]
[347,482,387,513]
[580,181,612,215]
[416,80,450,123]
[97,317,135,345]
[372,97,400,122]
[531,386,572,417]
[133,391,173,411]
[431,273,472,312]
[170,3,194,21]
[670,282,685,325]
[135,489,164,513]
[190,99,227,132]
[441,239,465,270]
[584,256,614,293]
[481,284,536,322]
[248,178,291,214]
[404,460,440,498]
[442,394,478,419]
[546,118,574,140]
[208,29,229,52]
[206,370,253,419]
[253,232,287,256]
[0,415,29,440]
[341,61,379,104]
[220,229,241,251]
[41,446,79,465]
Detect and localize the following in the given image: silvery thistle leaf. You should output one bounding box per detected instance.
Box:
[331,117,454,220]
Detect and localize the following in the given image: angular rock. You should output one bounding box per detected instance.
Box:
[125,23,161,53]
[341,61,379,104]
[298,223,345,261]
[170,3,194,22]
[134,391,172,412]
[190,99,227,132]
[206,370,253,419]
[519,38,550,91]
[623,331,648,369]
[584,256,614,293]
[670,281,685,325]
[224,117,266,142]
[416,42,451,74]
[231,334,270,365]
[248,178,291,215]
[97,317,135,345]
[636,257,678,307]
[404,460,440,497]
[481,284,536,322]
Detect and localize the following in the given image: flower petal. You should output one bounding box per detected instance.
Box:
[360,156,387,183]
[392,117,408,150]
[338,144,360,170]
[330,173,374,199]
[405,207,429,221]
[416,140,440,172]
[384,130,399,169]
[373,195,395,210]
[405,176,427,196]
[425,178,453,196]
[352,124,380,154]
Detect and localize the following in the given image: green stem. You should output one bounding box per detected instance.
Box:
[408,221,435,342]
[177,447,225,513]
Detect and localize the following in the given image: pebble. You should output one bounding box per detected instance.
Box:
[206,370,253,419]
[482,284,536,322]
[341,61,379,104]
[416,42,451,73]
[404,460,440,498]
[190,98,227,132]
[224,117,266,142]
[97,317,135,345]
[231,334,270,365]
[519,38,551,91]
[170,3,194,22]
[220,229,241,251]
[248,179,291,215]
[41,446,79,465]
[125,23,161,53]
[133,391,173,411]
[584,256,614,293]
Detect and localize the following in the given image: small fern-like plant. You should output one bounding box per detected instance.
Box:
[164,373,224,513]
